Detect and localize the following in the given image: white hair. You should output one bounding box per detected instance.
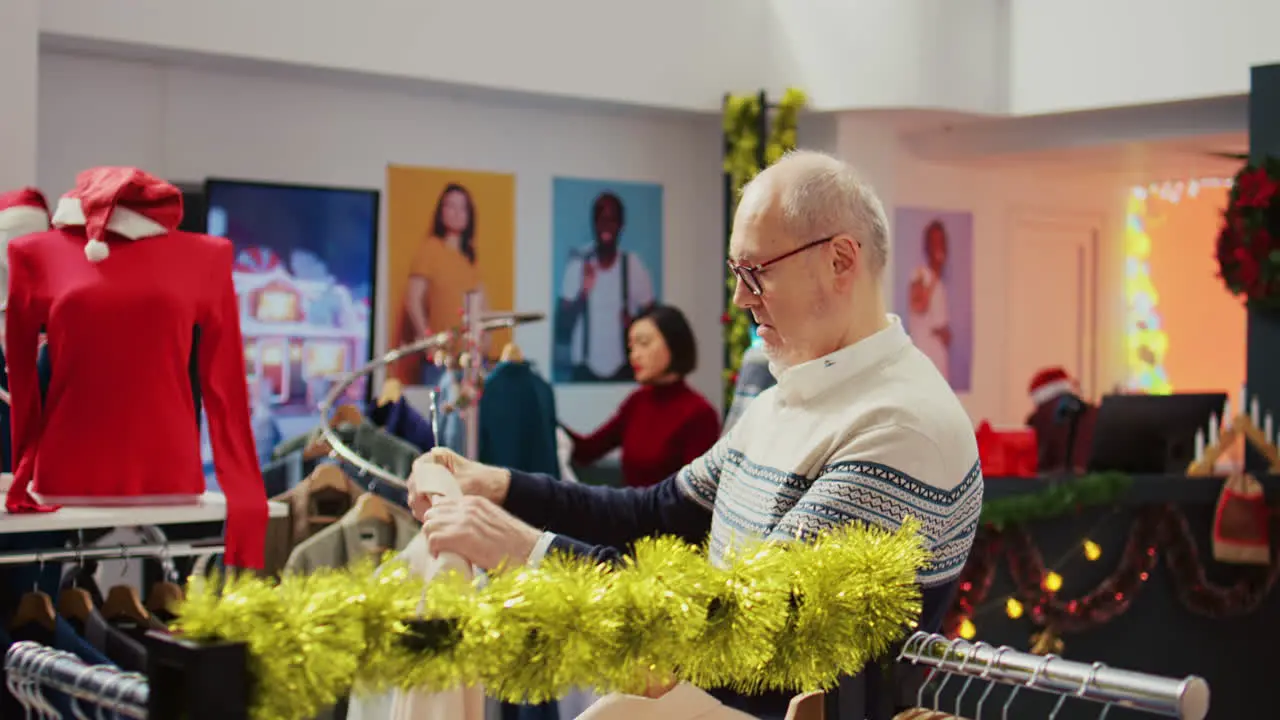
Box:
[745,149,890,272]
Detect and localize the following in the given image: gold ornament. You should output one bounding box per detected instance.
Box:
[176,521,925,720]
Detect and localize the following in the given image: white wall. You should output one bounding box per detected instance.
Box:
[1009,0,1280,114]
[36,51,726,433]
[822,114,1129,425]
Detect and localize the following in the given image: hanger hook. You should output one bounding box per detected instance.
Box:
[1005,654,1057,720]
[895,631,926,663]
[913,634,948,707]
[33,550,44,591]
[953,641,990,715]
[930,637,967,710]
[974,647,1009,718]
[1085,662,1113,719]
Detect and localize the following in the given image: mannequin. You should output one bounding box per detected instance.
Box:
[4,168,268,569]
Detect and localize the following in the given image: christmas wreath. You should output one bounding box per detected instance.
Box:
[1217,158,1280,310]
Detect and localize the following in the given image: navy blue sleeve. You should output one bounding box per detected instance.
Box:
[504,470,711,549]
[375,397,434,452]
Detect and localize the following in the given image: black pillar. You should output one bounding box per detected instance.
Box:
[1247,65,1280,471]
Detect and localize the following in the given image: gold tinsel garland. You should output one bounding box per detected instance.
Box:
[175,520,925,720]
[722,88,807,408]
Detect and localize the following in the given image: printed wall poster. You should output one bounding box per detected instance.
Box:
[892,207,974,391]
[551,177,664,384]
[385,165,516,386]
[202,179,379,483]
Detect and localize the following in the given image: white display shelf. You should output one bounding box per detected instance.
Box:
[0,493,288,535]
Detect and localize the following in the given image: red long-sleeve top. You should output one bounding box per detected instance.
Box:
[5,204,268,568]
[569,380,720,488]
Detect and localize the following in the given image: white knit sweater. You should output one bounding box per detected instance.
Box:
[676,315,982,586]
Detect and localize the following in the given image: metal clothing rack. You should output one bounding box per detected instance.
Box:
[6,641,149,718]
[316,302,544,489]
[0,540,224,566]
[897,632,1210,719]
[2,537,251,718]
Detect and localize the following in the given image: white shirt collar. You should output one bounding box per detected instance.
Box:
[773,314,911,405]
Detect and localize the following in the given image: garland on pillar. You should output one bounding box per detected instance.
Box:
[721,89,806,409]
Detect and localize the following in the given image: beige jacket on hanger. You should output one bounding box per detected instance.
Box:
[390,465,486,720]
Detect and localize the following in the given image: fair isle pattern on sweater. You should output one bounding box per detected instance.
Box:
[674,316,982,588]
[677,448,982,586]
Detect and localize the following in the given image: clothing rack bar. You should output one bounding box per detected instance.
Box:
[5,640,149,718]
[0,540,224,566]
[898,632,1210,719]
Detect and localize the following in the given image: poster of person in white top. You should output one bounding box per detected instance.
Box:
[894,208,974,391]
[552,178,662,383]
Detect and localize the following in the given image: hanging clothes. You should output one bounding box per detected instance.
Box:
[577,684,757,720]
[272,420,422,479]
[370,396,435,452]
[478,361,558,478]
[436,367,467,455]
[386,535,486,720]
[283,497,420,575]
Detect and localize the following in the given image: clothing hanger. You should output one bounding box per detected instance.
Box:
[147,580,185,616]
[307,463,354,494]
[304,403,364,459]
[1002,653,1055,720]
[354,491,396,526]
[11,555,56,631]
[378,377,403,407]
[58,547,96,624]
[102,581,150,624]
[973,647,1010,719]
[500,342,523,363]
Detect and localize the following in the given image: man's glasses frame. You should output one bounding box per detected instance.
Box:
[726,236,834,296]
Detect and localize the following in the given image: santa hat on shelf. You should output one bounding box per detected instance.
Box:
[1028,366,1076,407]
[0,187,52,242]
[51,167,182,263]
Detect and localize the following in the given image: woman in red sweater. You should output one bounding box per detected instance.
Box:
[567,304,720,487]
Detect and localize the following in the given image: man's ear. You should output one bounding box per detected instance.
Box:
[830,234,859,277]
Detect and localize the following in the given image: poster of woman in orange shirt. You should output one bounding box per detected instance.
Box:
[386,165,515,386]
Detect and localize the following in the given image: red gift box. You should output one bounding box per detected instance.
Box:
[975,421,1038,477]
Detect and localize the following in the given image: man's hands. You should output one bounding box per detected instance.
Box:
[410,448,535,571]
[408,448,511,520]
[421,495,542,571]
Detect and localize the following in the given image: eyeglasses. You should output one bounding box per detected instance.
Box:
[726,236,834,296]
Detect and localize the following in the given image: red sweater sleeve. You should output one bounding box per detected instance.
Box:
[3,243,56,512]
[679,402,722,466]
[198,241,268,569]
[570,393,633,465]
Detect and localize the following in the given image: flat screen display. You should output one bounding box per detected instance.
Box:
[201,179,379,485]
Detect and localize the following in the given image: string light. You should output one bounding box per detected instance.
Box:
[958,618,976,640]
[1083,540,1102,562]
[1005,598,1024,619]
[1042,572,1063,593]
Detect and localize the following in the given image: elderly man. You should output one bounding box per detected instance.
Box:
[413,150,982,719]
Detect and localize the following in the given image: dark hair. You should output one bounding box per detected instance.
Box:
[923,220,947,251]
[432,183,477,264]
[632,304,697,377]
[592,192,625,227]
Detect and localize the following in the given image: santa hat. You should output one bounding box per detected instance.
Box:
[1028,367,1075,406]
[0,188,52,242]
[51,167,182,263]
